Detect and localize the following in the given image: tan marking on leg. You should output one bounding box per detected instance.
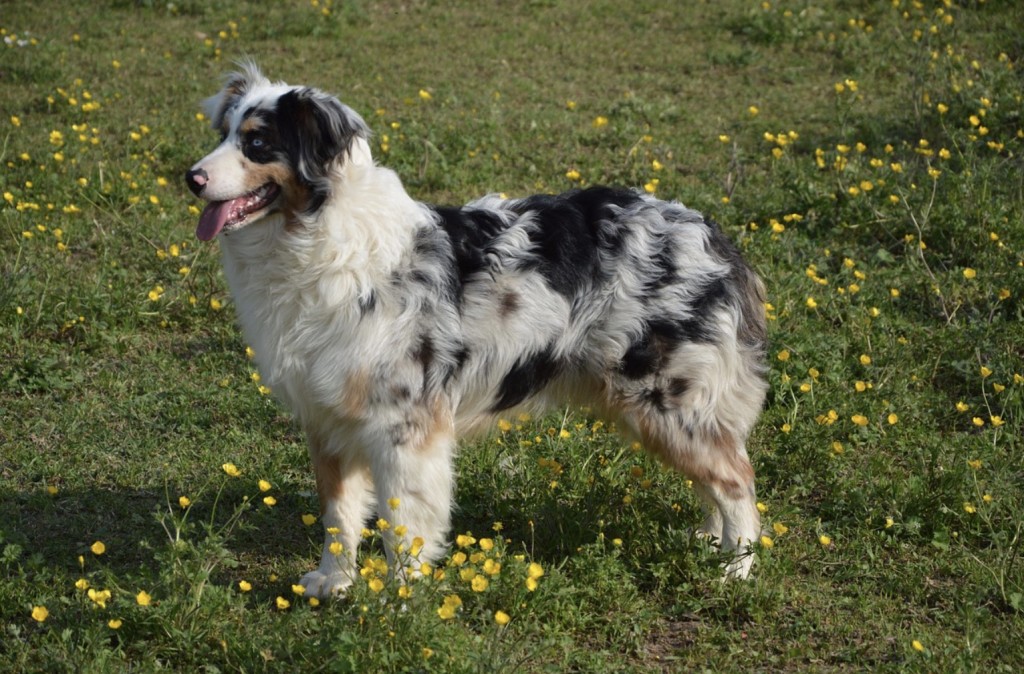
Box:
[417,397,454,454]
[337,370,370,419]
[313,453,344,515]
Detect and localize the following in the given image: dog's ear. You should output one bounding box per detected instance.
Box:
[202,61,268,136]
[276,87,371,212]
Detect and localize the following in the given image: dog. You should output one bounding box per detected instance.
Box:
[185,63,768,597]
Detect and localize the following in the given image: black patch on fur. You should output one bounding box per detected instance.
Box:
[358,291,377,316]
[642,387,667,412]
[411,227,461,303]
[510,187,645,298]
[413,336,435,380]
[620,330,660,380]
[239,107,280,164]
[642,237,680,297]
[432,207,511,286]
[667,377,690,397]
[499,291,520,318]
[275,88,369,214]
[492,344,560,412]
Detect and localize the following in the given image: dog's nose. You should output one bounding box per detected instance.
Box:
[185,168,209,196]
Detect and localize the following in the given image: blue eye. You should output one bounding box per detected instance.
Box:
[251,138,264,148]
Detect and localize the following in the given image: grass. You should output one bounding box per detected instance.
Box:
[1,0,1023,671]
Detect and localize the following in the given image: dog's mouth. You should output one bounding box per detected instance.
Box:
[196,182,282,241]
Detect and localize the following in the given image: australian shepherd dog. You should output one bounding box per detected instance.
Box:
[185,63,768,597]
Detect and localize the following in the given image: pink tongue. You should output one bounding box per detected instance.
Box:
[196,200,237,241]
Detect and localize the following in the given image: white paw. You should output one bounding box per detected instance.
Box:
[694,527,722,545]
[721,550,756,580]
[299,569,352,598]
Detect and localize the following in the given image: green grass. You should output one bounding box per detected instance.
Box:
[2,0,1023,671]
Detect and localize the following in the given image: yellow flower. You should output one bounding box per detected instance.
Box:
[777,349,791,362]
[832,441,844,454]
[955,401,969,412]
[418,89,432,101]
[819,534,832,546]
[437,594,462,620]
[329,541,343,556]
[564,169,581,182]
[851,414,869,427]
[108,619,122,629]
[963,502,976,514]
[302,513,317,526]
[75,578,90,591]
[887,413,898,425]
[759,535,774,548]
[398,586,412,599]
[222,463,241,477]
[773,522,789,535]
[979,366,992,378]
[210,298,223,311]
[471,575,489,592]
[972,417,985,427]
[718,134,731,143]
[859,354,872,366]
[592,116,609,128]
[495,610,511,626]
[756,502,768,513]
[136,590,152,606]
[912,640,924,652]
[990,416,1004,427]
[368,578,384,593]
[963,268,977,280]
[31,606,49,623]
[805,297,818,309]
[527,562,544,580]
[238,580,252,592]
[88,588,111,608]
[455,534,476,548]
[258,479,272,492]
[91,541,106,556]
[275,596,290,610]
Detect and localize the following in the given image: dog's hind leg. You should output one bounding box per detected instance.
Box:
[640,416,761,579]
[300,430,375,598]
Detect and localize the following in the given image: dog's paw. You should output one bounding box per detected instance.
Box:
[300,569,352,598]
[721,551,756,581]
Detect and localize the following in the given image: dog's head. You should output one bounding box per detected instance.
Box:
[186,62,370,241]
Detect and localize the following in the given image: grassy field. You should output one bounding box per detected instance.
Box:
[2,0,1023,671]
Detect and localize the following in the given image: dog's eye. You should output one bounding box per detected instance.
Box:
[251,138,265,148]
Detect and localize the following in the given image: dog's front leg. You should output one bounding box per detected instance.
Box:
[368,413,456,582]
[300,440,374,598]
